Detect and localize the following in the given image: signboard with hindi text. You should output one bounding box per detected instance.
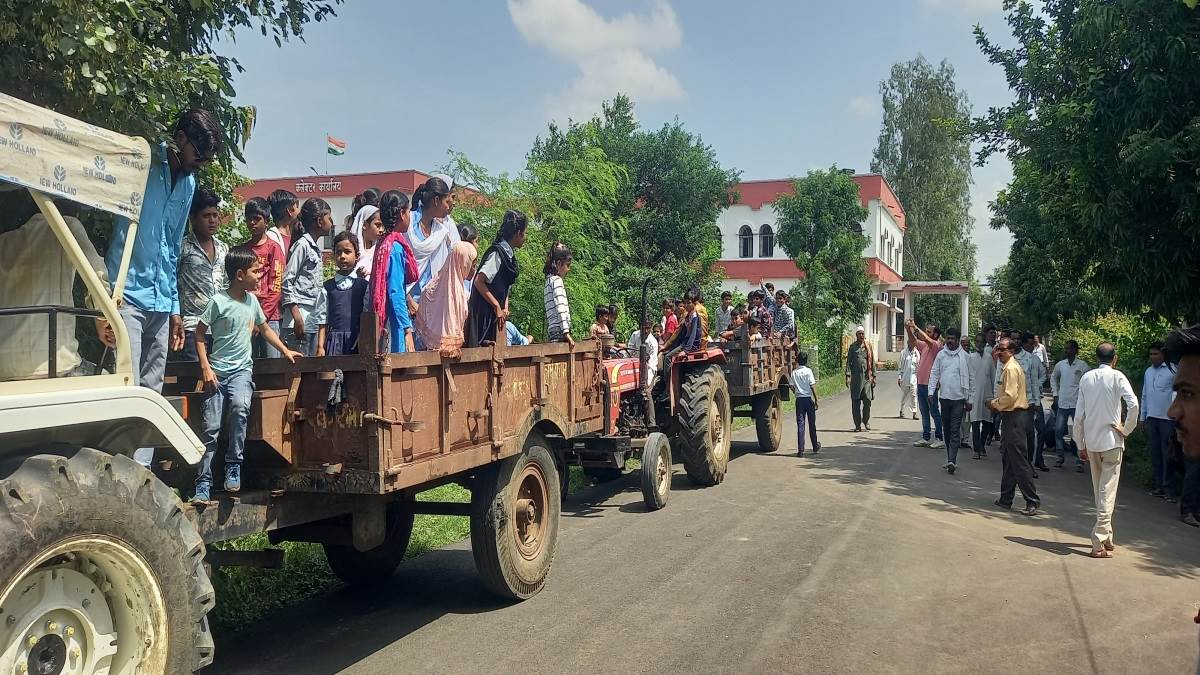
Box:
[0,92,152,221]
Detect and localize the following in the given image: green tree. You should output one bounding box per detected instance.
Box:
[530,94,740,296]
[774,168,873,329]
[870,55,977,331]
[973,0,1200,322]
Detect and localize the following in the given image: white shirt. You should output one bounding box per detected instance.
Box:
[1033,343,1049,370]
[898,348,919,387]
[1051,358,1091,409]
[967,349,995,422]
[790,365,816,398]
[928,345,974,402]
[1072,364,1140,453]
[0,214,109,379]
[629,331,659,383]
[1141,363,1177,421]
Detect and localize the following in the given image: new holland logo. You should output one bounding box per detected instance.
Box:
[8,123,21,140]
[1,122,37,156]
[53,165,67,181]
[54,119,67,132]
[130,192,142,207]
[94,155,106,171]
[84,155,117,184]
[40,164,77,195]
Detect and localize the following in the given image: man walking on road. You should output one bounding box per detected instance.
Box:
[899,336,919,419]
[790,351,820,455]
[1018,333,1049,472]
[846,326,875,432]
[1073,342,1139,558]
[968,332,995,460]
[929,327,974,474]
[907,319,943,449]
[988,338,1039,516]
[1051,340,1090,472]
[1142,343,1178,500]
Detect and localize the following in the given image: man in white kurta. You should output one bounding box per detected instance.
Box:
[1072,342,1139,557]
[898,337,919,419]
[967,332,996,460]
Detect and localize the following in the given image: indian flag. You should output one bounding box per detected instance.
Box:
[327,135,345,156]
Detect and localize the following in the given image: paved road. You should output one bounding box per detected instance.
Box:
[210,383,1200,674]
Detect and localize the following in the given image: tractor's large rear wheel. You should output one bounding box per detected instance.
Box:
[676,366,732,486]
[753,392,783,453]
[0,448,214,674]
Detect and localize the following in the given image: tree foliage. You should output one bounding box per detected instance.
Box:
[973,0,1200,322]
[871,56,977,287]
[774,168,873,329]
[0,0,340,165]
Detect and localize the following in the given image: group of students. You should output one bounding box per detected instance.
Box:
[174,175,537,502]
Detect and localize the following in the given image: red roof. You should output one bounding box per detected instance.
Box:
[731,174,906,231]
[716,259,806,283]
[234,169,434,201]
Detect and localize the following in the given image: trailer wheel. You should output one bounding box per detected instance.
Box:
[753,392,783,453]
[470,441,561,600]
[322,503,415,586]
[639,433,672,511]
[677,365,732,486]
[0,448,214,674]
[582,467,623,483]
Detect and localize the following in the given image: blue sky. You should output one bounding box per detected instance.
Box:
[224,0,1016,282]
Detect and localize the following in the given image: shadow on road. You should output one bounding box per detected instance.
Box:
[796,423,1200,581]
[207,548,507,675]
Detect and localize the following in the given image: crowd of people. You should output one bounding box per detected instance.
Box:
[821,316,1200,553]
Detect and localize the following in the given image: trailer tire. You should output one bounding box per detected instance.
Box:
[677,365,732,486]
[0,448,214,674]
[639,433,672,511]
[470,441,561,600]
[753,392,783,453]
[582,467,623,483]
[322,503,415,586]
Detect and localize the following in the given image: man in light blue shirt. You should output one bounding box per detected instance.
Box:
[1142,343,1177,498]
[99,108,223,466]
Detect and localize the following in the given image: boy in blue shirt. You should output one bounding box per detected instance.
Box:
[192,248,300,503]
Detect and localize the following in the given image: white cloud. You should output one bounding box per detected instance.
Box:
[848,94,876,118]
[508,0,685,121]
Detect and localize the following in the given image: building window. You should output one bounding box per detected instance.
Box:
[739,225,753,258]
[759,224,775,258]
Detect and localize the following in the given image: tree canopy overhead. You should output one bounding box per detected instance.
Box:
[973,0,1200,322]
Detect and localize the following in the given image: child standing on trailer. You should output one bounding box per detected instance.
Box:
[466,210,528,347]
[281,198,332,356]
[370,190,419,353]
[176,188,227,362]
[266,189,299,255]
[193,249,301,502]
[313,232,369,356]
[543,241,575,348]
[243,197,284,358]
[589,305,611,340]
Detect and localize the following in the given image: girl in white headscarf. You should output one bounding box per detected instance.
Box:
[406,176,460,306]
[350,205,381,279]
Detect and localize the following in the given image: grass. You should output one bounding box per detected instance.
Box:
[732,377,848,431]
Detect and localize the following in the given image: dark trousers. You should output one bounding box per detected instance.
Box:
[917,383,943,441]
[851,392,872,428]
[796,397,818,452]
[940,398,966,464]
[1146,417,1176,494]
[999,410,1040,508]
[179,330,212,362]
[1181,459,1200,516]
[1024,405,1046,467]
[972,420,993,453]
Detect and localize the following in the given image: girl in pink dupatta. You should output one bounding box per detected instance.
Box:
[414,241,477,358]
[369,190,419,352]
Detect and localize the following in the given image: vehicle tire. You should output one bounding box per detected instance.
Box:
[470,440,561,600]
[0,447,214,674]
[322,502,415,586]
[753,392,783,453]
[677,365,732,486]
[639,432,672,511]
[582,467,623,483]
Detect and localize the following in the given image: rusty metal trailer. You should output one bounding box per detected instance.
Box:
[720,335,797,453]
[165,324,614,600]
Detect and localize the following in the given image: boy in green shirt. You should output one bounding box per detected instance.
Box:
[192,248,300,503]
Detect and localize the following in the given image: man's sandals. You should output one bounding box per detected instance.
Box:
[1090,541,1116,558]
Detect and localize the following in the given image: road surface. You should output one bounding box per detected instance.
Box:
[210,381,1200,674]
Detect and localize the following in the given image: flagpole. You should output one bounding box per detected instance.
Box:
[324,130,329,175]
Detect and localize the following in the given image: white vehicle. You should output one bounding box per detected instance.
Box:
[0,93,213,674]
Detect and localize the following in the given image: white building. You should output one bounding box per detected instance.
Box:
[715,174,911,360]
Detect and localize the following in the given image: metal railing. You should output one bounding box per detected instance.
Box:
[0,305,103,378]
